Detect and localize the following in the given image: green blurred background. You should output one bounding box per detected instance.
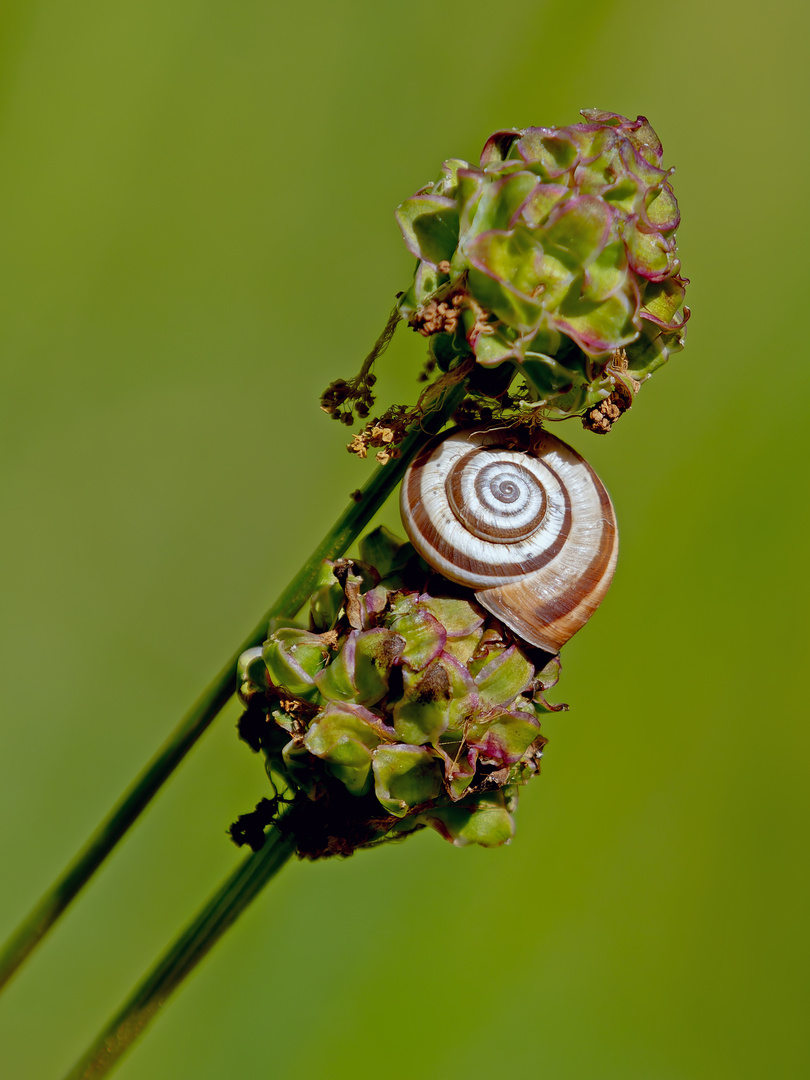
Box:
[1,0,808,1077]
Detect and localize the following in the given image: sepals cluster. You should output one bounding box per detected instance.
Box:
[234,529,563,858]
[396,110,689,419]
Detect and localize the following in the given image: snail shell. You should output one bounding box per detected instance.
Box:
[400,426,618,654]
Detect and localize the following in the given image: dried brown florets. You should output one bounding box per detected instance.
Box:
[581,351,640,433]
[346,404,413,461]
[582,398,622,434]
[319,307,397,425]
[408,293,465,337]
[345,359,476,465]
[347,433,368,458]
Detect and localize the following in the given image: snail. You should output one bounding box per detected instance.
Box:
[400,426,618,654]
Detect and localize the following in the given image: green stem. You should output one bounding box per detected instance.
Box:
[62,823,296,1080]
[0,377,466,993]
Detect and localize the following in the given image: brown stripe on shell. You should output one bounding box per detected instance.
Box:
[405,448,573,582]
[447,449,547,543]
[475,462,618,652]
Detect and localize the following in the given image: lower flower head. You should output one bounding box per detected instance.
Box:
[234,527,564,857]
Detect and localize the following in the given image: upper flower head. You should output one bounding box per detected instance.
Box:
[396,110,689,419]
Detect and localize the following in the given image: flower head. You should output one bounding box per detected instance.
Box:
[233,528,564,858]
[397,110,689,418]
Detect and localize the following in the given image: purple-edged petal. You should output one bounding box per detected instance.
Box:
[262,627,329,699]
[419,791,515,847]
[395,194,460,266]
[622,216,675,281]
[639,275,689,329]
[474,644,534,706]
[352,628,406,706]
[465,230,547,329]
[468,170,539,235]
[519,183,570,229]
[580,107,633,127]
[456,166,487,235]
[471,328,521,368]
[315,630,357,701]
[304,701,395,795]
[618,138,669,190]
[626,114,664,165]
[515,127,579,177]
[393,653,478,746]
[642,179,680,232]
[582,239,628,303]
[435,741,478,800]
[467,707,543,767]
[372,744,444,817]
[417,596,484,638]
[543,194,614,270]
[479,129,521,167]
[554,279,639,355]
[389,606,447,671]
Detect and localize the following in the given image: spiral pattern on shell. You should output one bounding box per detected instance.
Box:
[400,426,618,654]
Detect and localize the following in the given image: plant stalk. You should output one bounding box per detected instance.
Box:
[0,376,467,993]
[62,823,296,1080]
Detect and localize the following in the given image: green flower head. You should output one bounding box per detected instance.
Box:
[233,528,565,858]
[396,110,689,420]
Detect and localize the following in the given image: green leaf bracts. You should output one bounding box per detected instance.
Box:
[233,528,564,858]
[396,110,689,425]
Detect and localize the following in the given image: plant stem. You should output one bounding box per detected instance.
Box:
[62,823,296,1080]
[0,377,466,993]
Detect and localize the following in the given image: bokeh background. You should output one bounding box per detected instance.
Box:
[1,1,808,1077]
